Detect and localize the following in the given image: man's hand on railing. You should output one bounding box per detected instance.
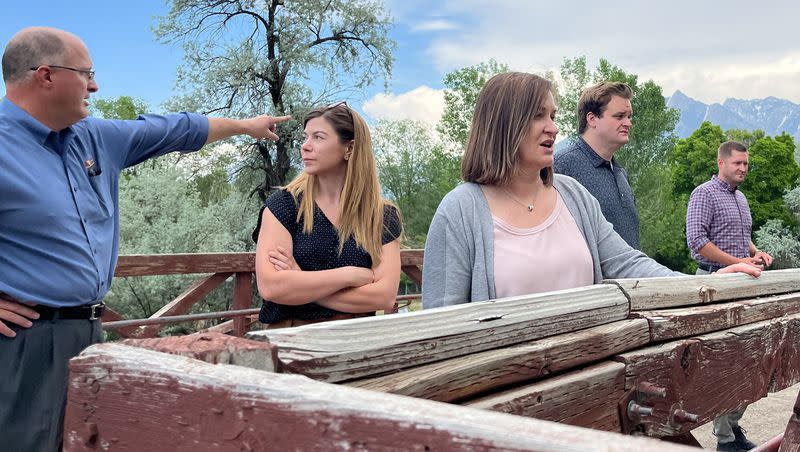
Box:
[0,295,39,338]
[716,262,762,277]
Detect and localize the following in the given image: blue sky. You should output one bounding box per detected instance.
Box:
[3,1,800,126]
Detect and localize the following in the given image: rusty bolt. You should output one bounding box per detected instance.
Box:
[672,409,700,424]
[627,401,654,419]
[637,382,667,399]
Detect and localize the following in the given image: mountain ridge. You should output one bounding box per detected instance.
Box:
[666,90,800,142]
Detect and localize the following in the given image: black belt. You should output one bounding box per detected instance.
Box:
[33,303,104,321]
[698,263,722,272]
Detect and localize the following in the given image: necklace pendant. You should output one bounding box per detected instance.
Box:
[527,205,534,212]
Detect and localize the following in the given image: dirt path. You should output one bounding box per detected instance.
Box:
[691,383,798,449]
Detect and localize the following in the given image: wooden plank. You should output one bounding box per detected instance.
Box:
[232,272,254,337]
[114,249,424,277]
[615,313,800,437]
[64,344,694,452]
[779,390,800,452]
[607,269,800,310]
[350,319,649,403]
[115,253,255,276]
[633,292,800,341]
[247,284,630,383]
[120,332,278,372]
[400,248,424,266]
[465,362,626,432]
[138,272,232,338]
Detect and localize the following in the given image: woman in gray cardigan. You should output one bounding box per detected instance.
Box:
[422,72,760,309]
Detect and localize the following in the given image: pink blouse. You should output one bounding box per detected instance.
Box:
[493,192,594,298]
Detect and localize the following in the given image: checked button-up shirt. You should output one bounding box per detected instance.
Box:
[686,175,752,268]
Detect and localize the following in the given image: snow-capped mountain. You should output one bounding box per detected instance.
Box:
[666,90,800,142]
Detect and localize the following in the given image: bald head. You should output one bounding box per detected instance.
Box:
[2,27,82,84]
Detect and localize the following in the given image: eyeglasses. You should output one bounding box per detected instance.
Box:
[30,65,95,80]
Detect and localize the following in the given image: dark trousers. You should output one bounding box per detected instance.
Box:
[0,318,102,452]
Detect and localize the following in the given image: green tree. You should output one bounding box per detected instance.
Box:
[745,133,800,229]
[91,96,148,120]
[108,161,259,323]
[155,0,396,200]
[437,59,509,150]
[374,120,460,247]
[669,122,727,197]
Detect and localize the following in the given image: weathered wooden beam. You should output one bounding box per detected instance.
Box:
[465,362,626,432]
[779,384,800,452]
[138,272,233,338]
[615,313,800,437]
[232,272,254,337]
[247,285,630,383]
[350,319,649,403]
[607,269,800,310]
[64,344,694,451]
[400,249,424,266]
[115,253,254,276]
[120,332,278,371]
[114,250,425,276]
[633,292,800,341]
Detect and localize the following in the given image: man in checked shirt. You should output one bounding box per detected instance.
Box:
[685,139,773,452]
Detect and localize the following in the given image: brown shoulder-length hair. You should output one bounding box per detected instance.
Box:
[284,103,399,265]
[461,72,554,186]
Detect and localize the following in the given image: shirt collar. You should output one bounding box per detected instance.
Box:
[576,136,615,168]
[1,97,57,146]
[711,174,737,192]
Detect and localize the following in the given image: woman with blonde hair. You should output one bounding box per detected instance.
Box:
[422,72,760,308]
[254,102,402,327]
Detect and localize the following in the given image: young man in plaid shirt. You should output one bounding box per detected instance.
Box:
[686,140,773,452]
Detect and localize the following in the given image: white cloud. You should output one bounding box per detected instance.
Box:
[641,53,800,104]
[411,20,459,32]
[412,1,800,104]
[362,86,445,126]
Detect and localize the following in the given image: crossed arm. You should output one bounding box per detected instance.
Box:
[254,208,400,313]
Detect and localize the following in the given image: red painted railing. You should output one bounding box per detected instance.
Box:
[102,250,424,337]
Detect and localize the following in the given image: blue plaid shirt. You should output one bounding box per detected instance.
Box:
[0,98,208,307]
[686,175,752,267]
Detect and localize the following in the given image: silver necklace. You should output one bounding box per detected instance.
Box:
[502,187,535,212]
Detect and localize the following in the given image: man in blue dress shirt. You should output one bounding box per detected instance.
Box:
[0,26,289,451]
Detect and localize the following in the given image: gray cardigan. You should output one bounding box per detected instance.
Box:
[422,175,680,308]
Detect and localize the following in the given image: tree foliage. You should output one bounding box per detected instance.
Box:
[374,120,460,247]
[91,96,149,120]
[155,0,396,200]
[108,161,259,323]
[437,59,509,150]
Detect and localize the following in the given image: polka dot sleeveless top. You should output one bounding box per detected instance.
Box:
[255,189,401,323]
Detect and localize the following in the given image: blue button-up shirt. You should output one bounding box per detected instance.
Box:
[554,137,640,249]
[0,98,208,307]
